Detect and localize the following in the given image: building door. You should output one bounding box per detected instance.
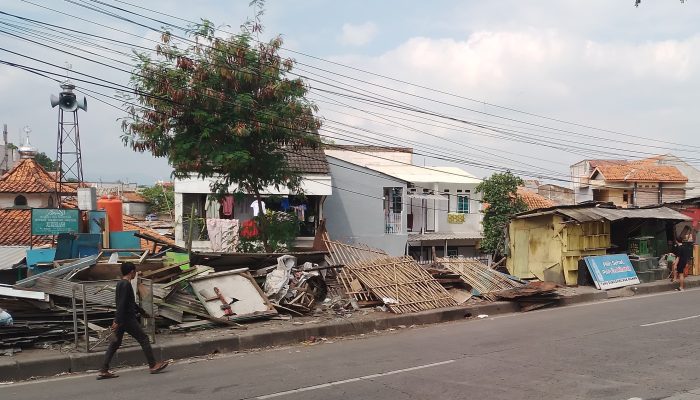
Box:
[513,229,530,278]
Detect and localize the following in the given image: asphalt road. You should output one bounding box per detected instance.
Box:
[3,289,700,400]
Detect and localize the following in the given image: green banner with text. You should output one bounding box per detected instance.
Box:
[31,208,80,236]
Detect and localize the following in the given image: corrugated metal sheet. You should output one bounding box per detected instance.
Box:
[21,277,118,306]
[520,206,691,223]
[0,246,28,270]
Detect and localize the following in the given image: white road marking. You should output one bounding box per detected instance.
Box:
[255,359,455,399]
[641,314,700,327]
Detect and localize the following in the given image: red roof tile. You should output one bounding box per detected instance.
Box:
[517,187,556,211]
[123,215,176,248]
[592,164,687,183]
[0,209,53,246]
[0,159,78,194]
[122,192,148,203]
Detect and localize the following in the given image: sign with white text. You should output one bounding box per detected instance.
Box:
[31,208,80,236]
[584,254,640,290]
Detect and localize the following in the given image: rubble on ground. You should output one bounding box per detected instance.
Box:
[0,234,563,354]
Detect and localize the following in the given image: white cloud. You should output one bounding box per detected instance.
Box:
[322,29,700,178]
[339,22,378,46]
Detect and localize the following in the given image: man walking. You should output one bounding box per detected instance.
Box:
[672,231,693,291]
[98,262,169,379]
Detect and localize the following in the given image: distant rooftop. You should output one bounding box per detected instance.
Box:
[366,164,480,184]
[326,145,413,153]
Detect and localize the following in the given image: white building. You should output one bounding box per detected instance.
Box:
[173,147,332,252]
[323,146,483,259]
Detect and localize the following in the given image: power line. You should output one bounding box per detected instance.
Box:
[26,1,700,156]
[101,0,700,151]
[8,6,700,167]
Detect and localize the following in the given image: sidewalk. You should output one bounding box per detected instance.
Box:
[2,276,697,382]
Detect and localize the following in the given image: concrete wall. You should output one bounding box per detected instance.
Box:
[538,184,575,205]
[324,157,408,256]
[123,202,148,218]
[407,182,482,235]
[0,193,54,209]
[175,174,332,196]
[654,155,700,199]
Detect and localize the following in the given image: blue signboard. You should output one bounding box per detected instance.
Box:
[584,254,640,290]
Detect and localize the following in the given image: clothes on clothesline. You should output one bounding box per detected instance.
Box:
[280,198,290,211]
[250,200,266,217]
[221,195,235,217]
[290,204,307,221]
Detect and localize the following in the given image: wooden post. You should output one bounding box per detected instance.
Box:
[187,203,196,255]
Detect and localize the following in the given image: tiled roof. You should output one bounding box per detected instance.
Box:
[0,209,175,249]
[587,159,629,168]
[123,215,176,248]
[0,209,53,246]
[591,164,687,182]
[0,159,60,193]
[122,192,148,203]
[517,187,556,211]
[286,146,330,174]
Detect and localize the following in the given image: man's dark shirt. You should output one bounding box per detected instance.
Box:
[114,280,138,324]
[673,241,693,267]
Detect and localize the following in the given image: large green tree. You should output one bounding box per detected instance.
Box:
[34,152,58,172]
[476,171,527,259]
[121,15,321,251]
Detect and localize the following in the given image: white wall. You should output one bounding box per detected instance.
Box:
[0,193,54,209]
[324,149,413,167]
[324,157,408,256]
[407,181,482,235]
[175,174,332,196]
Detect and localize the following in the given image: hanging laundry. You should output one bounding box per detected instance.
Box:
[207,219,240,252]
[281,197,290,211]
[205,195,219,219]
[221,195,235,217]
[291,204,307,221]
[250,200,266,216]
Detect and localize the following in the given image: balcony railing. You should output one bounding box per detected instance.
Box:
[385,212,402,234]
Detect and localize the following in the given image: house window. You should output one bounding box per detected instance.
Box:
[14,195,27,207]
[384,187,403,234]
[457,195,469,214]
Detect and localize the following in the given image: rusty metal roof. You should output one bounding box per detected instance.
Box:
[516,204,691,222]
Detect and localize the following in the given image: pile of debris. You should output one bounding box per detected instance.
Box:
[0,234,566,353]
[324,236,457,314]
[0,250,282,351]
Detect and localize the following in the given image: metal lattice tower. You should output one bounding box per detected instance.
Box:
[51,82,87,205]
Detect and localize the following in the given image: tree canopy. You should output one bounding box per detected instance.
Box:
[476,171,526,259]
[121,14,321,251]
[139,184,174,215]
[34,152,58,172]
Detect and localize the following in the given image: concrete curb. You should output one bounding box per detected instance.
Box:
[0,279,691,382]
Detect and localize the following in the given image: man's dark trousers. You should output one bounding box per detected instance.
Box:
[101,318,155,371]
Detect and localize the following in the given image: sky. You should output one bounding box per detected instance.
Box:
[1,0,699,186]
